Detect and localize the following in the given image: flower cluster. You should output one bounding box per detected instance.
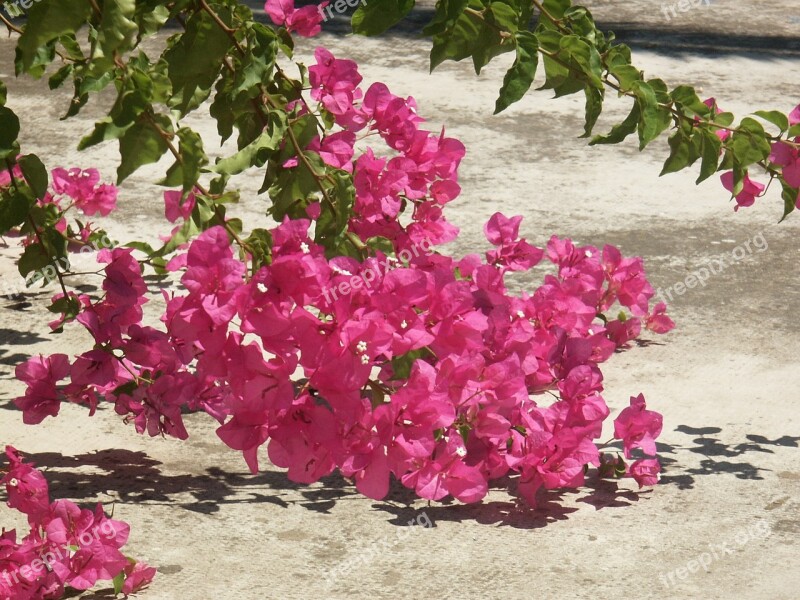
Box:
[0,164,118,246]
[718,102,800,211]
[264,0,327,37]
[49,168,117,218]
[0,447,154,599]
[14,48,674,507]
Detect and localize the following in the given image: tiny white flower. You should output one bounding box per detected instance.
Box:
[516,310,525,319]
[360,354,370,365]
[356,340,368,352]
[587,328,594,335]
[257,282,268,293]
[300,242,310,253]
[400,320,408,329]
[585,250,593,258]
[455,447,467,458]
[8,478,18,487]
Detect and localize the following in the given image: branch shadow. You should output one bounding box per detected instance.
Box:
[3,421,792,530]
[656,424,790,490]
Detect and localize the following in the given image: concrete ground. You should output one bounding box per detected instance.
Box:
[1,1,799,598]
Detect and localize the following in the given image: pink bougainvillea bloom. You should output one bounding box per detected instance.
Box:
[789,103,800,126]
[82,182,117,216]
[613,394,663,458]
[2,446,51,522]
[645,301,675,334]
[720,171,765,211]
[51,167,117,216]
[264,0,327,36]
[122,561,158,594]
[13,354,70,424]
[629,458,661,488]
[702,98,730,141]
[164,190,197,222]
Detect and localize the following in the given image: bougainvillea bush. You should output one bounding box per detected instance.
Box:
[0,1,796,596]
[0,447,155,599]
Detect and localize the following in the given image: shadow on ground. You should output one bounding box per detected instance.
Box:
[1,424,792,529]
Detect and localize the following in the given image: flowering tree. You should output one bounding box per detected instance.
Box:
[0,3,789,596]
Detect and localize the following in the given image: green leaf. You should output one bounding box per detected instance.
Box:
[559,35,603,90]
[79,117,134,151]
[608,63,641,91]
[729,117,771,167]
[670,85,711,116]
[112,572,125,596]
[696,130,721,184]
[18,243,52,278]
[660,131,692,176]
[177,128,207,192]
[780,180,799,222]
[164,9,234,115]
[581,86,603,138]
[212,112,287,175]
[589,103,639,145]
[390,347,432,380]
[0,187,34,233]
[494,32,538,114]
[632,80,670,150]
[0,106,20,158]
[753,110,789,133]
[48,64,74,90]
[16,0,93,73]
[429,3,507,73]
[423,0,470,36]
[352,0,415,36]
[117,115,172,184]
[19,154,49,200]
[97,0,138,59]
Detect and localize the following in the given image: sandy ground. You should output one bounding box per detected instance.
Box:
[1,1,799,599]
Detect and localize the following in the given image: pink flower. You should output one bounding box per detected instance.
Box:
[629,458,661,487]
[613,394,663,458]
[2,447,50,522]
[789,103,800,126]
[164,190,197,222]
[265,0,328,37]
[122,561,157,594]
[720,171,765,211]
[645,301,675,334]
[51,167,117,216]
[14,354,70,425]
[702,98,730,141]
[768,140,800,188]
[309,48,364,128]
